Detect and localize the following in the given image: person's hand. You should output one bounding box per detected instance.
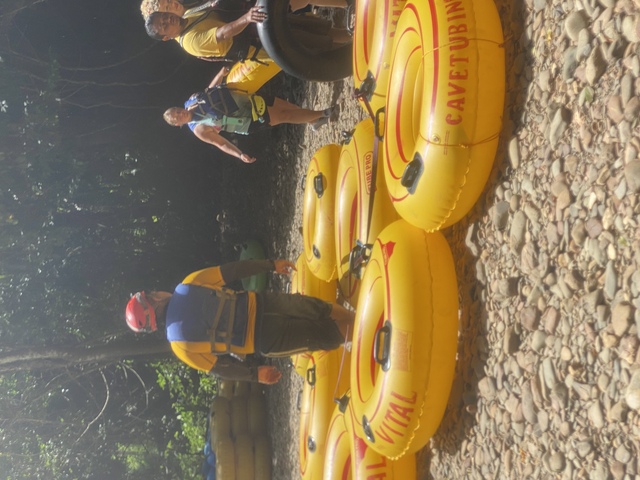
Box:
[222,66,230,76]
[239,153,256,163]
[273,259,296,275]
[257,365,282,384]
[245,6,267,24]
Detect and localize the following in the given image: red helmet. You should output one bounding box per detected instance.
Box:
[125,292,157,333]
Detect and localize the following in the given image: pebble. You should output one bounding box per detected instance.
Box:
[510,211,527,253]
[565,10,590,41]
[626,370,640,410]
[425,1,640,477]
[611,302,633,336]
[531,330,547,352]
[521,306,540,331]
[478,377,497,401]
[604,261,618,300]
[508,137,520,169]
[624,159,640,193]
[588,401,605,428]
[549,108,571,146]
[586,46,607,84]
[491,201,510,230]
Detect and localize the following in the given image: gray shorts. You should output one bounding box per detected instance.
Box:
[256,292,343,356]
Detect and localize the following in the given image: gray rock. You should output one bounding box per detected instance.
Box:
[478,377,497,400]
[607,95,624,124]
[624,96,640,121]
[609,461,625,480]
[565,10,590,41]
[503,326,520,354]
[531,330,547,352]
[510,211,527,253]
[604,260,618,300]
[551,383,569,409]
[548,451,566,473]
[626,369,640,410]
[521,384,537,424]
[521,306,540,331]
[576,29,592,61]
[491,201,511,230]
[533,0,546,12]
[611,302,633,336]
[585,218,603,238]
[543,306,560,334]
[622,14,640,43]
[588,401,605,428]
[590,461,611,480]
[562,47,579,81]
[624,159,640,193]
[542,358,558,389]
[549,108,571,146]
[620,73,634,105]
[586,46,607,84]
[571,220,587,246]
[614,444,631,464]
[508,136,520,169]
[577,440,593,457]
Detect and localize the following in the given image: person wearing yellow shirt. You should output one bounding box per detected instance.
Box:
[125,259,353,384]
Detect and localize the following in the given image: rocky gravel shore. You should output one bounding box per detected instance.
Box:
[260,0,640,478]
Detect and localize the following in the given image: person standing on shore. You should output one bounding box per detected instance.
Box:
[125,258,353,384]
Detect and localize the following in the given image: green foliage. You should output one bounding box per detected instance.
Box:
[153,360,218,477]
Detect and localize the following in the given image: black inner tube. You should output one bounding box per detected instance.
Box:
[256,0,352,82]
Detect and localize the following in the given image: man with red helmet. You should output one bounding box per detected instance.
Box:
[125,258,353,384]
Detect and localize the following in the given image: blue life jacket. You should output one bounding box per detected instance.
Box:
[185,86,240,131]
[166,284,249,351]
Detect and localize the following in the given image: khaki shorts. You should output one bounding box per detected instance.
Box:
[256,292,343,355]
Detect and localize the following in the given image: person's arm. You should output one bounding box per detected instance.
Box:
[215,6,266,42]
[210,356,282,384]
[207,66,230,88]
[219,259,295,284]
[193,124,256,163]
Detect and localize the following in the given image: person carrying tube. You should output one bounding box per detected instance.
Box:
[144,2,349,64]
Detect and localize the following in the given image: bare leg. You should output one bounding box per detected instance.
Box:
[267,98,325,126]
[330,303,355,341]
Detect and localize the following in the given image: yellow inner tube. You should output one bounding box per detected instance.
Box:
[334,118,398,307]
[343,393,417,476]
[302,144,341,282]
[226,58,282,94]
[351,220,459,458]
[322,403,353,480]
[384,0,505,231]
[352,0,408,115]
[299,348,351,479]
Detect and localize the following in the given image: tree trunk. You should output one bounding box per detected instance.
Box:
[0,338,172,374]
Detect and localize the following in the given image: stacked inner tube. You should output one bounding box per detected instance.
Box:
[298,349,351,479]
[209,379,272,480]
